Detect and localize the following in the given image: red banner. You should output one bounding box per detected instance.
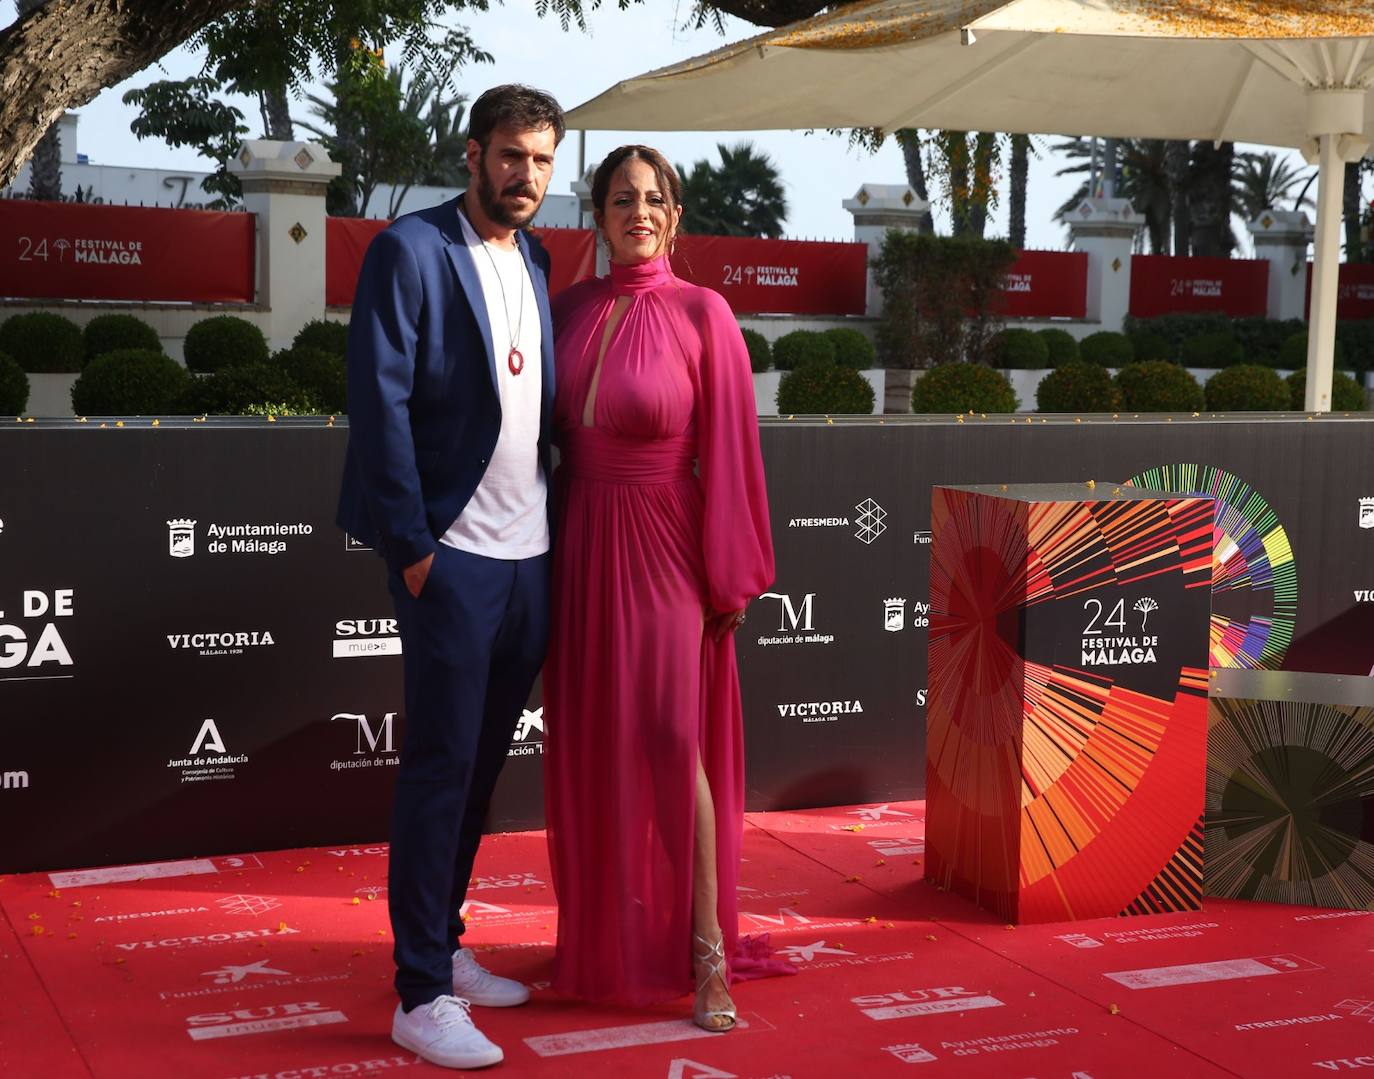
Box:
[670,235,868,316]
[999,249,1088,319]
[0,199,255,303]
[1304,261,1374,320]
[530,228,596,296]
[1129,254,1269,318]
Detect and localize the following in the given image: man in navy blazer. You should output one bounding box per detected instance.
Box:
[337,84,564,1070]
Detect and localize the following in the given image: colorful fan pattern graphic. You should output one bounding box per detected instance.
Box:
[927,485,1211,923]
[1127,464,1297,670]
[1206,697,1374,909]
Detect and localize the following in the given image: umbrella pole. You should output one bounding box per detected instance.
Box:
[1305,135,1343,413]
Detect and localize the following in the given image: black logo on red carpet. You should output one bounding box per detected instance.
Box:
[0,588,75,679]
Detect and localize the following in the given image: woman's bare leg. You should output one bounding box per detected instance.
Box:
[692,755,735,1028]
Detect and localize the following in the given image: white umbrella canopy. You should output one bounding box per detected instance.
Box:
[568,0,1374,411]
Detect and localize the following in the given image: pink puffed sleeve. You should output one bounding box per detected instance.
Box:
[693,287,775,612]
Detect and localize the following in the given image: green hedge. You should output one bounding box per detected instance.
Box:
[183,315,270,373]
[83,314,162,361]
[0,312,84,373]
[772,330,836,371]
[292,319,349,357]
[1115,361,1204,412]
[1286,368,1366,411]
[1127,330,1171,363]
[1280,331,1346,372]
[1336,320,1374,374]
[911,362,1018,414]
[275,347,346,414]
[0,350,30,415]
[1204,364,1291,411]
[1036,361,1124,412]
[1078,331,1134,368]
[776,359,874,414]
[992,327,1049,369]
[1037,328,1080,367]
[183,362,314,415]
[70,348,189,415]
[740,328,772,373]
[825,326,876,370]
[1181,331,1244,369]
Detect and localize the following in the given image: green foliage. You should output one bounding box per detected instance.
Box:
[183,363,315,416]
[183,316,270,373]
[1233,316,1305,368]
[678,142,788,238]
[70,349,189,415]
[1115,361,1205,412]
[1036,361,1124,412]
[1124,314,1305,368]
[1280,331,1346,371]
[990,327,1049,369]
[122,77,248,208]
[772,330,836,372]
[775,360,874,415]
[274,346,346,413]
[1078,331,1134,368]
[1127,330,1171,363]
[1286,368,1367,411]
[293,319,349,357]
[83,314,162,361]
[1181,331,1244,369]
[1036,328,1079,367]
[740,328,772,373]
[911,362,1018,414]
[873,232,1017,368]
[1335,320,1374,374]
[1204,364,1291,411]
[0,351,30,415]
[0,312,84,373]
[824,327,876,370]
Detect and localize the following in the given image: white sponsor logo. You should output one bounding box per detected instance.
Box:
[472,872,544,891]
[740,906,861,932]
[1061,921,1217,947]
[849,804,913,822]
[333,618,401,658]
[185,1000,346,1041]
[1296,910,1372,923]
[870,837,924,857]
[0,588,76,679]
[667,1061,737,1079]
[168,518,196,557]
[170,518,314,557]
[203,959,290,985]
[94,906,210,924]
[940,1027,1081,1057]
[777,699,862,724]
[344,534,374,551]
[168,630,275,657]
[1056,933,1105,949]
[120,925,300,952]
[884,1043,938,1064]
[1081,596,1159,666]
[509,706,544,758]
[2,768,29,790]
[167,719,247,784]
[222,1055,418,1079]
[524,1015,763,1057]
[1337,1000,1374,1022]
[913,530,932,545]
[1105,954,1321,990]
[756,591,833,647]
[49,855,262,889]
[217,894,281,917]
[1356,591,1374,603]
[326,846,389,857]
[775,941,855,963]
[69,236,144,265]
[355,885,387,900]
[855,498,887,544]
[1360,497,1374,530]
[1315,1059,1374,1071]
[330,711,399,771]
[459,900,541,927]
[1235,1013,1344,1032]
[883,597,930,632]
[852,986,1005,1021]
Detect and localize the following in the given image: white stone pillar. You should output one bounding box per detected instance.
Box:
[229,141,341,351]
[571,177,608,278]
[1248,210,1313,322]
[1067,197,1145,332]
[842,183,932,317]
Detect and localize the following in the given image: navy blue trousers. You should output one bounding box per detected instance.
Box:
[386,543,549,1011]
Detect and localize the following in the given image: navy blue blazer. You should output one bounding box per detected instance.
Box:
[336,196,555,573]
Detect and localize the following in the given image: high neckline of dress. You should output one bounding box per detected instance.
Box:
[608,254,674,296]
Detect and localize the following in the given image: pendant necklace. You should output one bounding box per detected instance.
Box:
[481,238,526,376]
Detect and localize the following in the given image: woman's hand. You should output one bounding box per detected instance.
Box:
[704,606,747,643]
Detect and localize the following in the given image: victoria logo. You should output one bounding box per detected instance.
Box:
[1360,497,1374,530]
[168,630,275,657]
[855,498,887,544]
[168,518,196,558]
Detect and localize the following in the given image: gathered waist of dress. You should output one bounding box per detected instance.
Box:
[559,428,697,485]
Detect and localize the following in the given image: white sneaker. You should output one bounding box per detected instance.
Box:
[452,946,531,1007]
[391,995,503,1069]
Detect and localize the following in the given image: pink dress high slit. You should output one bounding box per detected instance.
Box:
[544,254,792,1005]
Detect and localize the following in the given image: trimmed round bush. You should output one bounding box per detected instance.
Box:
[911,362,1018,414]
[1280,331,1346,372]
[1286,368,1366,411]
[70,348,189,415]
[1181,331,1244,369]
[1036,361,1124,412]
[1115,361,1204,412]
[824,326,876,370]
[1078,331,1134,368]
[991,327,1049,369]
[776,360,875,414]
[83,313,161,361]
[274,347,345,414]
[772,329,837,371]
[1037,328,1080,367]
[292,318,349,357]
[1127,330,1171,363]
[1204,364,1291,411]
[183,315,270,373]
[0,312,84,373]
[740,327,772,373]
[183,362,311,415]
[0,350,30,415]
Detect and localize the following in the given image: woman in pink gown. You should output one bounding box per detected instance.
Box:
[544,145,792,1029]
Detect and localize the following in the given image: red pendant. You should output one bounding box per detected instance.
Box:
[508,348,524,376]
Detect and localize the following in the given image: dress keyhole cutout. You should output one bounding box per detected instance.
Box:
[582,295,632,429]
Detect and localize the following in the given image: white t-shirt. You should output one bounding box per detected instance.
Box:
[441,207,549,559]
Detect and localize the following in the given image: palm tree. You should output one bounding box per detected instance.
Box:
[1189,140,1235,257]
[1052,137,1173,254]
[1231,150,1314,222]
[1008,134,1031,248]
[679,142,787,237]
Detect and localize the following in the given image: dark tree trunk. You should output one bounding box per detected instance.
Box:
[259,82,294,141]
[1344,158,1364,261]
[27,123,62,199]
[966,131,996,239]
[1008,133,1029,248]
[894,128,935,235]
[0,0,249,189]
[946,131,971,237]
[1165,139,1192,256]
[1189,140,1234,257]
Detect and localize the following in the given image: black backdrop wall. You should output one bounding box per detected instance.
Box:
[3,415,1372,873]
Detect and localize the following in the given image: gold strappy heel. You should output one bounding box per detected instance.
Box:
[692,932,737,1033]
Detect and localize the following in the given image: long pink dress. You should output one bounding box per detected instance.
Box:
[544,254,790,1005]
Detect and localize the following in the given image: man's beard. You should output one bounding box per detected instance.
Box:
[474,154,540,229]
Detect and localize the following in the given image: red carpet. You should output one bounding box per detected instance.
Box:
[3,802,1371,1078]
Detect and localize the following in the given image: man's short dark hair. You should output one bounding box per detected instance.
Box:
[468,85,566,151]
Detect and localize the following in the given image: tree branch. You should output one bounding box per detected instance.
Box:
[696,0,830,28]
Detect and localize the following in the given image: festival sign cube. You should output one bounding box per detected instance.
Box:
[926,482,1214,923]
